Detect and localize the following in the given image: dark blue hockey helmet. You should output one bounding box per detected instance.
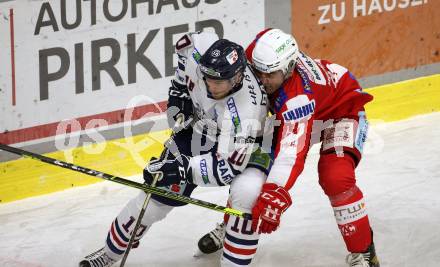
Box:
[199,39,247,80]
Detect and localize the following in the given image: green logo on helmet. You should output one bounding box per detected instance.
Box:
[275,38,293,55]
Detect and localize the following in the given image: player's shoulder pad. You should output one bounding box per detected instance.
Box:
[321,60,350,85]
[244,64,264,88]
[175,31,219,58]
[230,66,268,120]
[244,65,267,104]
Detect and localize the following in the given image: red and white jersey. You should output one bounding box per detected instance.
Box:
[250,49,373,190]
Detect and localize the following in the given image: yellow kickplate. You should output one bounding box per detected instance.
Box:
[0,129,171,203]
[365,74,440,122]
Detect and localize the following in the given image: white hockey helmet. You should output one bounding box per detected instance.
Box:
[252,29,299,75]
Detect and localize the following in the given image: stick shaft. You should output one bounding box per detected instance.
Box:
[0,143,251,219]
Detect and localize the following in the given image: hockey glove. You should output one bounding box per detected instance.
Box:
[143,154,193,187]
[251,183,292,234]
[167,81,194,128]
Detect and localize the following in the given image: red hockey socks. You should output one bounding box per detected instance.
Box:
[330,185,372,252]
[318,153,372,252]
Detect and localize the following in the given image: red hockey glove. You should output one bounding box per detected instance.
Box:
[251,183,292,234]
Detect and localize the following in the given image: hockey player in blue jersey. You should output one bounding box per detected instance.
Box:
[79,32,273,267]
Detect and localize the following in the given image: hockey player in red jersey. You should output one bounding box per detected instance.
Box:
[198,28,380,267]
[248,28,379,267]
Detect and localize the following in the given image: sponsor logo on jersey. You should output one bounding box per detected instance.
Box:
[200,159,209,184]
[296,65,313,94]
[217,159,234,184]
[248,83,258,105]
[192,48,202,63]
[227,97,242,133]
[226,49,238,65]
[282,99,315,122]
[300,52,323,82]
[244,70,266,106]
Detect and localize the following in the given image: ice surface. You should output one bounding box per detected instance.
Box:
[1,113,440,267]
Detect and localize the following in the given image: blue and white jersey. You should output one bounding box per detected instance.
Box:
[173,32,270,186]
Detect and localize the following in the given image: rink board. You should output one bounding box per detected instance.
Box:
[0,129,170,203]
[365,74,440,122]
[1,74,440,203]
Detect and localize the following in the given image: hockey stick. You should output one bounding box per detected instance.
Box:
[0,143,252,220]
[120,115,183,267]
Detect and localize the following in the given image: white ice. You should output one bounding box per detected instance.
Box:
[1,113,440,267]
